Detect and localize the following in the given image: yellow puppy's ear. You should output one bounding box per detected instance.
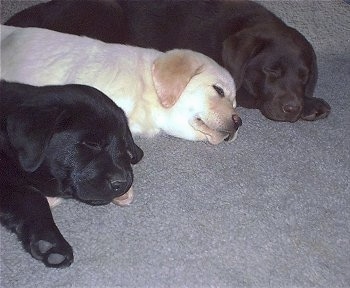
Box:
[152,50,203,108]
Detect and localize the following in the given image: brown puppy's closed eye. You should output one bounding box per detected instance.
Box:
[221,26,327,122]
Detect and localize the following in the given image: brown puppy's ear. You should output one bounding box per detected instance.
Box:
[222,32,266,89]
[303,40,318,99]
[7,106,66,172]
[152,50,203,108]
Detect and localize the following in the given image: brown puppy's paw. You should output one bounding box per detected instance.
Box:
[301,97,331,121]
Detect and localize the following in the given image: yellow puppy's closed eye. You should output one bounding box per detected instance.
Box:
[213,85,225,97]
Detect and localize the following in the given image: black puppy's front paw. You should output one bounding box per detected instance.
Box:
[301,97,331,121]
[29,230,74,268]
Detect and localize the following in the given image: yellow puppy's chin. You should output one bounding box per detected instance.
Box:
[112,187,134,207]
[190,118,230,145]
[225,129,239,143]
[206,134,227,145]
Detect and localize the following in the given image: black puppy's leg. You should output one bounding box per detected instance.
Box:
[301,97,331,121]
[0,185,73,268]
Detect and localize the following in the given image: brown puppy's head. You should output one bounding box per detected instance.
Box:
[222,25,330,122]
[152,49,241,145]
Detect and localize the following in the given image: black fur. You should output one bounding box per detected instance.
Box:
[5,0,331,122]
[0,81,143,268]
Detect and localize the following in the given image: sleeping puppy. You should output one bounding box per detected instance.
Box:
[4,0,127,44]
[5,0,330,122]
[113,0,331,122]
[0,81,143,268]
[0,25,241,145]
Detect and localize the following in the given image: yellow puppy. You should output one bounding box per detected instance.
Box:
[1,25,241,144]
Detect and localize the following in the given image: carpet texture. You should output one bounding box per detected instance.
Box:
[1,1,349,287]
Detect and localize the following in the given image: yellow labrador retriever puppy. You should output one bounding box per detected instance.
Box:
[1,25,241,144]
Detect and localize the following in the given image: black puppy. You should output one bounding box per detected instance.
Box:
[0,81,143,268]
[5,0,331,122]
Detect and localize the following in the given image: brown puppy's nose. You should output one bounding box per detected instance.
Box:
[283,103,301,114]
[232,115,242,130]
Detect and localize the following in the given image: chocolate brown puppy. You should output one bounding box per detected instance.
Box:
[5,0,331,122]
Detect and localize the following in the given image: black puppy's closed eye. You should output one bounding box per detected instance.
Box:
[213,85,225,97]
[81,141,102,151]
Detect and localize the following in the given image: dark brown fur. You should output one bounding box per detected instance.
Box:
[5,0,331,122]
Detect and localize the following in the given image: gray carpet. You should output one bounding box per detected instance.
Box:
[1,1,349,287]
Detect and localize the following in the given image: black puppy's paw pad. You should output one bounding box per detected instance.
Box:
[30,236,73,268]
[47,253,67,265]
[37,240,54,254]
[35,241,68,265]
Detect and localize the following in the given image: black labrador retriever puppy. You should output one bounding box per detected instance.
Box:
[0,81,143,268]
[5,0,331,122]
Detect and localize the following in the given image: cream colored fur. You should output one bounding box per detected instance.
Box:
[1,25,239,144]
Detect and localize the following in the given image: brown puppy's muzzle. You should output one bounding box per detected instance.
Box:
[259,92,303,122]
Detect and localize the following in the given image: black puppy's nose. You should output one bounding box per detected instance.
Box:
[109,175,127,190]
[232,115,242,130]
[283,103,301,114]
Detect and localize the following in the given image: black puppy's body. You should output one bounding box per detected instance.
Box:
[5,0,331,122]
[0,81,143,268]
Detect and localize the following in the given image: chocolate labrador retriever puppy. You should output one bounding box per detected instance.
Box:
[5,0,331,122]
[0,81,143,268]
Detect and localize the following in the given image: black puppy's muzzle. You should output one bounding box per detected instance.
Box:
[107,173,132,198]
[81,176,131,206]
[109,175,128,194]
[224,115,242,141]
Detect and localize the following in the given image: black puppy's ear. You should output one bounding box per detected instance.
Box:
[7,106,66,172]
[123,125,143,165]
[222,33,266,89]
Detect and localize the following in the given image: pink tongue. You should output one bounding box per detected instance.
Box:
[112,187,134,206]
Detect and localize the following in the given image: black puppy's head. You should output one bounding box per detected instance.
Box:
[6,85,143,205]
[222,25,323,122]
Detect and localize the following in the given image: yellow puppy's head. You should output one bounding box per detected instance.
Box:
[152,49,241,144]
